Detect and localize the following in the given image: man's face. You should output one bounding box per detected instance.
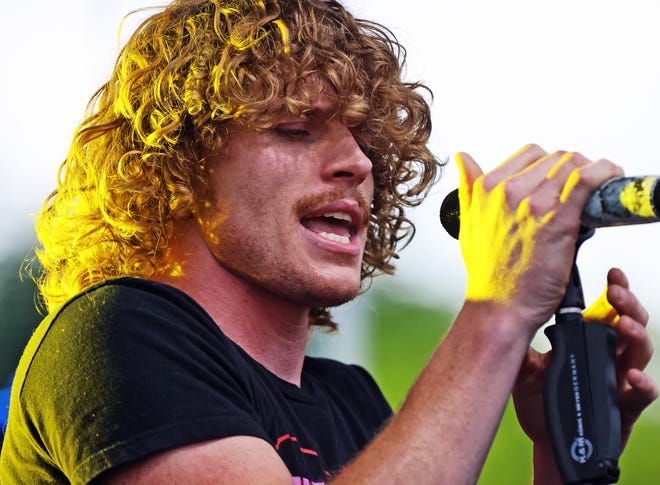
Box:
[196,96,374,309]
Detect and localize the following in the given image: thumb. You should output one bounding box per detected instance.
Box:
[456,151,483,208]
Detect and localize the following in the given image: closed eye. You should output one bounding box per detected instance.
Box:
[274,124,311,140]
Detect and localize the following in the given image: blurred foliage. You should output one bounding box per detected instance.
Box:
[366,289,455,410]
[366,289,660,484]
[0,244,41,384]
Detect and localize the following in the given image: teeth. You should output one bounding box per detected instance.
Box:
[322,212,352,223]
[318,232,351,244]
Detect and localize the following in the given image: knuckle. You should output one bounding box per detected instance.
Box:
[502,177,524,201]
[523,143,547,159]
[558,151,583,169]
[571,165,599,188]
[525,195,547,216]
[480,172,498,192]
[595,158,624,176]
[564,151,590,167]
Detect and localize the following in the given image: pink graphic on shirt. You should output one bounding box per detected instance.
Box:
[275,434,319,456]
[275,434,330,485]
[292,478,325,485]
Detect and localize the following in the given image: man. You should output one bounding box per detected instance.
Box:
[0,0,656,483]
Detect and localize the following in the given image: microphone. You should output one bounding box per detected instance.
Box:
[439,176,660,239]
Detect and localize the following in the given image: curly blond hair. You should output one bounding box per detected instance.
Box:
[34,0,440,329]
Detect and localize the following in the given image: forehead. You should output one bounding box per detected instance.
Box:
[277,75,343,119]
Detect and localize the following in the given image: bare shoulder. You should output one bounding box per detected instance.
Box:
[94,436,292,484]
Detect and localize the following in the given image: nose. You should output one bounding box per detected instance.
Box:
[320,123,373,186]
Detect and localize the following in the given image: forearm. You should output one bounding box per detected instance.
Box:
[333,302,537,484]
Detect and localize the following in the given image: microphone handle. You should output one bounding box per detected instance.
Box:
[582,176,660,228]
[544,313,621,484]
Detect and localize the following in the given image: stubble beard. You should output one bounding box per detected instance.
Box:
[210,224,363,310]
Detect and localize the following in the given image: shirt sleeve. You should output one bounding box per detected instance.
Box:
[19,280,269,484]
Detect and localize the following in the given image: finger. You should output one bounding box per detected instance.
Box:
[485,144,548,185]
[511,151,593,218]
[608,284,649,327]
[558,158,624,210]
[626,368,659,403]
[461,148,575,219]
[619,368,658,435]
[492,150,569,210]
[583,268,643,326]
[607,267,629,290]
[456,151,484,207]
[616,315,654,372]
[606,267,649,325]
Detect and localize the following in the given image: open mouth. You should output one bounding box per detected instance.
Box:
[300,211,355,245]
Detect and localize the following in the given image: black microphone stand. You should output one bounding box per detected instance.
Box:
[543,226,621,484]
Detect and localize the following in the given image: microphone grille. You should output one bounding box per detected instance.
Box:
[439,188,460,240]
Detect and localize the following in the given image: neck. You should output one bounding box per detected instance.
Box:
[156,219,311,386]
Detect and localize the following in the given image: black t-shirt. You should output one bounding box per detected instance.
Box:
[0,278,392,484]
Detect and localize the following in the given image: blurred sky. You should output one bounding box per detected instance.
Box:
[2,1,660,357]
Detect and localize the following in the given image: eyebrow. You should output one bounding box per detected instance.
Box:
[302,107,328,117]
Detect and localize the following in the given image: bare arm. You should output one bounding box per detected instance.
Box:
[334,301,537,484]
[96,436,293,484]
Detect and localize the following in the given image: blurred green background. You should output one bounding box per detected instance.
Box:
[0,244,42,388]
[1,241,659,483]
